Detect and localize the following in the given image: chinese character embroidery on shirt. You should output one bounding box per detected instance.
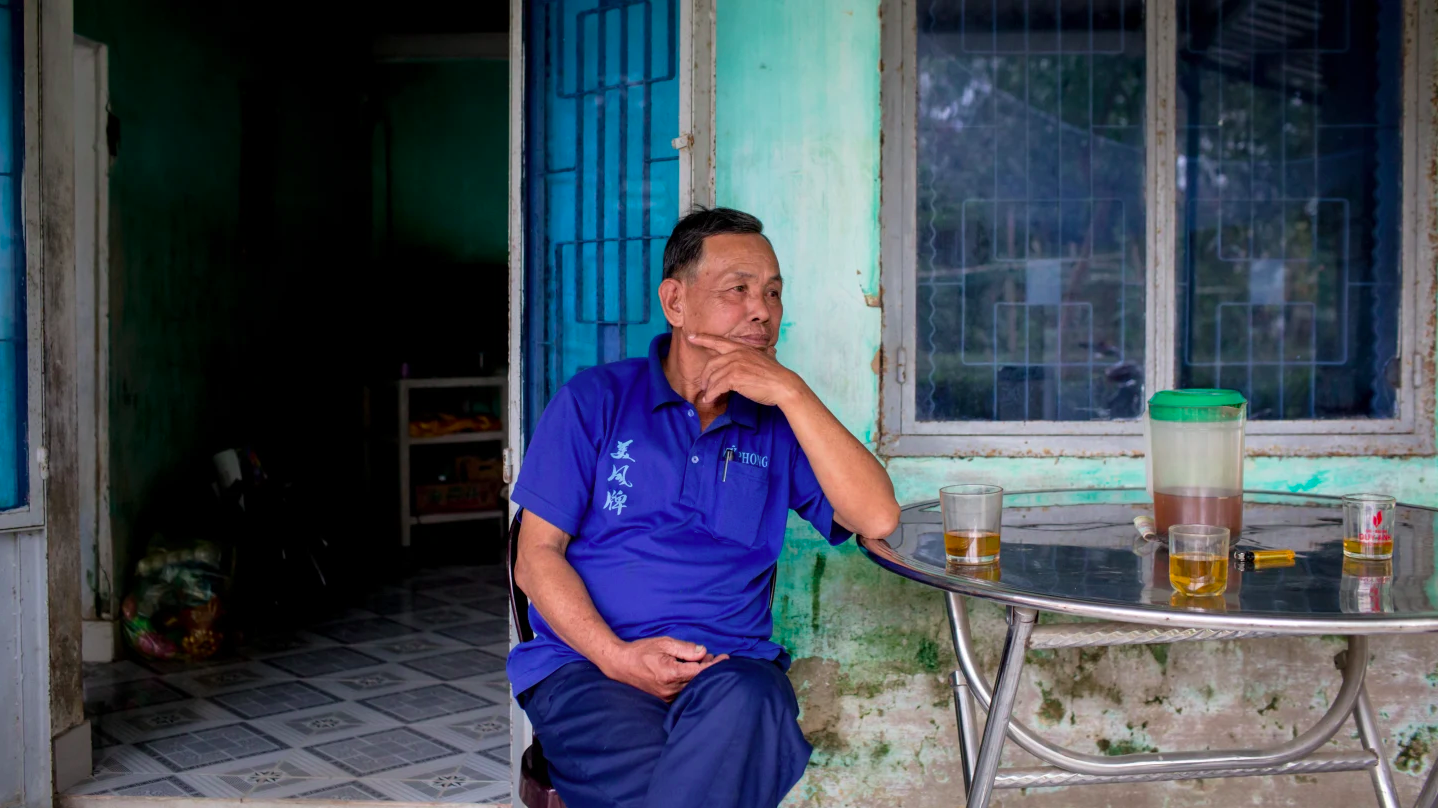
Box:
[603,490,628,515]
[611,439,635,461]
[607,465,632,488]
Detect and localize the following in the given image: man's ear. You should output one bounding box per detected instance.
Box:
[659,277,685,329]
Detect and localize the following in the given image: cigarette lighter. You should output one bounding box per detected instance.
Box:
[1232,549,1296,565]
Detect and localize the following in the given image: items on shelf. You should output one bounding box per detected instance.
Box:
[409,412,502,438]
[414,455,503,515]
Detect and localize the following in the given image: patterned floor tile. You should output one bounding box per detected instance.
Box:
[64,774,145,795]
[100,775,205,797]
[397,762,503,800]
[211,680,340,719]
[189,747,343,794]
[91,725,122,750]
[363,591,448,616]
[431,583,506,603]
[454,748,512,781]
[353,633,467,663]
[435,620,510,647]
[304,665,442,700]
[175,773,252,799]
[409,573,480,590]
[251,701,403,748]
[93,698,239,744]
[434,779,510,804]
[462,596,513,617]
[235,630,337,659]
[84,678,191,715]
[402,649,507,681]
[137,723,287,772]
[161,663,281,698]
[262,646,385,678]
[82,660,154,687]
[413,706,509,749]
[76,565,514,797]
[136,653,246,677]
[90,745,170,777]
[360,684,496,724]
[311,617,419,645]
[293,779,396,801]
[390,606,485,630]
[446,679,512,704]
[305,727,461,777]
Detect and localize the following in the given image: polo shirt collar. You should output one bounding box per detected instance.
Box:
[646,333,759,430]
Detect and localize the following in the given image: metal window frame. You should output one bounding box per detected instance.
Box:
[0,0,46,531]
[878,0,1438,458]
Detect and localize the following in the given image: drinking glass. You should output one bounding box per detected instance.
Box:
[940,484,1003,565]
[1168,524,1229,597]
[1342,494,1396,560]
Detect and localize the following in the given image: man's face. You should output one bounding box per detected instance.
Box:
[663,233,783,349]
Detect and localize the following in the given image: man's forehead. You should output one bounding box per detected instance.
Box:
[696,233,781,282]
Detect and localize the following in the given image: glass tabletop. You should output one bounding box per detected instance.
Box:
[859,489,1438,634]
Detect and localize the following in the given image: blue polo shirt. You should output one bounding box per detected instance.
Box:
[508,333,852,697]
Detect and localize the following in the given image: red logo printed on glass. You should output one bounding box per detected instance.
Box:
[1363,508,1390,544]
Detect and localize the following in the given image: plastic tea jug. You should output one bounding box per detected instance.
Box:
[1146,389,1247,541]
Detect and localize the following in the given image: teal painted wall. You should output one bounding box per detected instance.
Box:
[372,60,509,265]
[715,2,1438,805]
[369,59,509,379]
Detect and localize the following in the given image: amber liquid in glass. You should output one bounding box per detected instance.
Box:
[1154,488,1243,537]
[1343,536,1394,558]
[1169,552,1228,597]
[944,530,1000,564]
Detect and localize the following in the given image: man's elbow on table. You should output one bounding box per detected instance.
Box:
[844,497,901,540]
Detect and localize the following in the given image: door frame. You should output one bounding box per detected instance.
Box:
[73,34,113,661]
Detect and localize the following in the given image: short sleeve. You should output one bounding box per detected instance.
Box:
[789,445,854,546]
[511,385,601,536]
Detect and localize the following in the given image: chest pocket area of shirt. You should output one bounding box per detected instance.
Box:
[712,463,770,548]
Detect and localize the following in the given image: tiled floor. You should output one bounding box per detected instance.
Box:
[70,565,513,803]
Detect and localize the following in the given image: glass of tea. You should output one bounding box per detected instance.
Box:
[1168,524,1229,597]
[940,484,1003,565]
[1342,494,1396,560]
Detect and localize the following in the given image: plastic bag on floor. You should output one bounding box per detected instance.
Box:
[120,538,228,662]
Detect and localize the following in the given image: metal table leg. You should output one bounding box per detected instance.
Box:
[1416,759,1438,808]
[1351,684,1400,808]
[950,671,979,795]
[966,606,1037,808]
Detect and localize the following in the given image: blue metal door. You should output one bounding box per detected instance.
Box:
[523,0,682,437]
[0,0,25,512]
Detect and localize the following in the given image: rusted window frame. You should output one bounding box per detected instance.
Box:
[878,0,1437,458]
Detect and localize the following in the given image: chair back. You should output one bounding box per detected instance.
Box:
[507,510,535,643]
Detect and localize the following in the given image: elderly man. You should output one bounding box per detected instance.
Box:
[510,207,900,808]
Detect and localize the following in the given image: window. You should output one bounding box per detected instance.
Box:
[880,0,1437,456]
[0,0,34,526]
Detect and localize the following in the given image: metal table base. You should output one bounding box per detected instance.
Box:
[944,594,1422,808]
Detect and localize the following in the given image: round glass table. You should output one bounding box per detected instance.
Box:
[858,489,1438,808]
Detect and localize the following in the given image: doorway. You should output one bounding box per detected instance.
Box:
[65,2,513,803]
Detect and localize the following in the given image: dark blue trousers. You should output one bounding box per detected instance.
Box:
[518,657,813,808]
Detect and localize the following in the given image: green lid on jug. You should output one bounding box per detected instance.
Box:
[1147,389,1247,422]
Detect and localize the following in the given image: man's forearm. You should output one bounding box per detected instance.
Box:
[778,382,899,538]
[520,546,627,673]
